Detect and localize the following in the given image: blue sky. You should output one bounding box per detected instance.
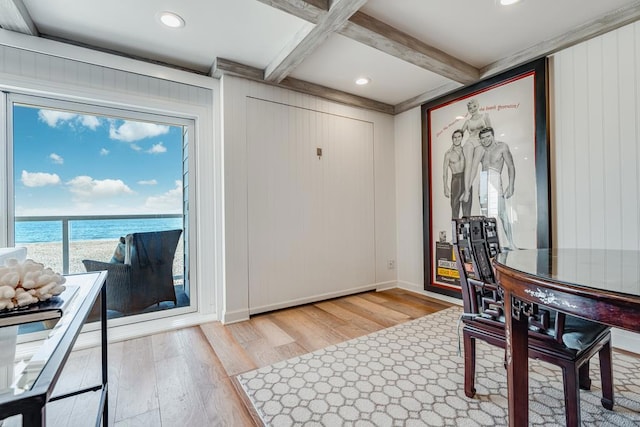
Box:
[13,105,183,216]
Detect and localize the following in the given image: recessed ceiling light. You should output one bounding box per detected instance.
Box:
[499,0,522,5]
[355,77,371,86]
[158,11,185,28]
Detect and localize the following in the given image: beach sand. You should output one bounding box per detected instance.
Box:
[16,237,185,276]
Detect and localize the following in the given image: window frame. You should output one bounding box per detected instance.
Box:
[3,92,198,332]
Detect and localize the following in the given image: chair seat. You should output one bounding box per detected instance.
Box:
[479,311,610,352]
[560,315,611,351]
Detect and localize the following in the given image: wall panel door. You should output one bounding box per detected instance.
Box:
[247,97,375,313]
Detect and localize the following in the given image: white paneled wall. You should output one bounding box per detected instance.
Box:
[551,22,640,250]
[0,45,211,107]
[551,21,640,353]
[222,75,395,322]
[247,98,375,313]
[394,108,425,292]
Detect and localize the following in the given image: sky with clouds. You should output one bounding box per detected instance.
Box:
[13,105,183,216]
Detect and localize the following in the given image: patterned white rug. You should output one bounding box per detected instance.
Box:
[236,306,640,426]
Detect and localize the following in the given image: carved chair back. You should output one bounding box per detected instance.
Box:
[452,216,553,334]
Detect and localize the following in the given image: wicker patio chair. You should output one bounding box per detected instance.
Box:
[83,229,182,315]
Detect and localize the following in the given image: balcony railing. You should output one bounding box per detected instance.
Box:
[14,214,183,275]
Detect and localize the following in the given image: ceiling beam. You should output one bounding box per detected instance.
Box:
[394,82,462,115]
[0,0,37,35]
[395,1,640,114]
[256,0,479,84]
[281,76,394,114]
[212,57,264,80]
[342,12,479,84]
[259,0,640,114]
[213,57,394,114]
[264,0,368,83]
[255,0,326,23]
[480,1,640,79]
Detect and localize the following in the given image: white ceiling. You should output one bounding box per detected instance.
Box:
[2,0,640,113]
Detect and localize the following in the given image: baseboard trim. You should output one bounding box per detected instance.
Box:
[375,280,397,291]
[222,308,251,324]
[396,280,463,306]
[247,282,396,316]
[612,328,640,354]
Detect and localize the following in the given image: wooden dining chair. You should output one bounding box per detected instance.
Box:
[452,216,614,426]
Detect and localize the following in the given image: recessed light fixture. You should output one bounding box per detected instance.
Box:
[158,11,185,28]
[499,0,522,5]
[355,77,371,86]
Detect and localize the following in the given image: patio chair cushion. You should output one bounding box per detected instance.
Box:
[109,237,126,263]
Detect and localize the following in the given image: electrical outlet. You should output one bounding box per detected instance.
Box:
[387,259,395,270]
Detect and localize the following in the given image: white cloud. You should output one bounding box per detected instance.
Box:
[21,170,61,187]
[148,142,167,154]
[144,180,182,212]
[100,148,109,156]
[80,115,100,130]
[38,110,77,127]
[49,153,64,164]
[67,175,134,199]
[109,121,170,142]
[138,179,158,185]
[38,110,101,130]
[130,144,142,151]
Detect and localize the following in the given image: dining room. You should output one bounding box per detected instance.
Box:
[1,1,640,426]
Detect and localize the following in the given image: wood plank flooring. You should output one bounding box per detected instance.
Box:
[17,288,453,427]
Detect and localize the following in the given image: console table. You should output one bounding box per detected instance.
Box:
[0,271,108,426]
[494,248,640,427]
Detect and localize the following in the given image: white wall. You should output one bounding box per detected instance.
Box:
[221,75,396,323]
[394,108,425,293]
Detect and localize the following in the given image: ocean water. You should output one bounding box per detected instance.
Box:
[15,217,183,243]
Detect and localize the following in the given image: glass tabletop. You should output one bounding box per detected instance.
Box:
[495,248,640,298]
[0,272,102,401]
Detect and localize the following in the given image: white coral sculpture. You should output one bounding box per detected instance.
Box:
[0,258,66,310]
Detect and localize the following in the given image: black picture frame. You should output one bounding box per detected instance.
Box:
[421,58,550,297]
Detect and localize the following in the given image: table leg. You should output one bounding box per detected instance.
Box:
[504,291,529,427]
[100,282,108,426]
[22,405,45,427]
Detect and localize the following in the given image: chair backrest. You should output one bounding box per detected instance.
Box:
[124,229,183,267]
[453,216,553,331]
[127,229,183,306]
[452,216,503,318]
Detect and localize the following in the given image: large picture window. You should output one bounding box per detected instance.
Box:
[6,94,193,322]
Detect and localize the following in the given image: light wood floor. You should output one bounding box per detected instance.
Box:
[36,288,453,426]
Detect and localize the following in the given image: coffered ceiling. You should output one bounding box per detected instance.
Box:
[1,0,639,114]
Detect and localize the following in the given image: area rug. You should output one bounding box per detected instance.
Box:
[236,306,640,426]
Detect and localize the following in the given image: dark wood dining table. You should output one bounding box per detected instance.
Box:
[493,248,640,427]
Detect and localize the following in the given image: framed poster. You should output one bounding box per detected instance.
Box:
[421,58,550,297]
